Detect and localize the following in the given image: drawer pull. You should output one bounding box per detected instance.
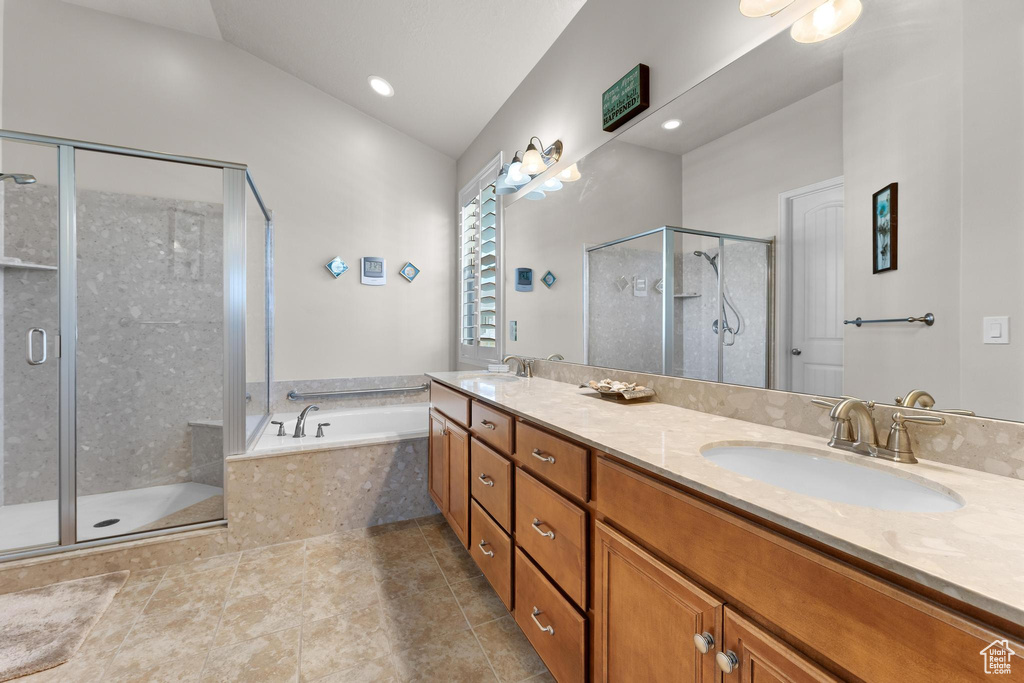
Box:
[478,540,494,557]
[530,607,555,636]
[716,650,739,675]
[530,448,556,464]
[693,632,715,655]
[531,518,555,539]
[480,420,496,430]
[478,473,494,487]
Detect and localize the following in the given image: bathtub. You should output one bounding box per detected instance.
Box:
[249,402,429,456]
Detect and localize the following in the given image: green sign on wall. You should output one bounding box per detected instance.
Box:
[602,64,650,132]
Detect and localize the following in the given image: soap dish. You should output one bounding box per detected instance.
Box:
[582,379,656,403]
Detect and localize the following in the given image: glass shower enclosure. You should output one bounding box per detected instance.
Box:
[0,130,272,559]
[585,226,773,388]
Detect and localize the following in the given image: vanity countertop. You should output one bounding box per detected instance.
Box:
[428,371,1024,626]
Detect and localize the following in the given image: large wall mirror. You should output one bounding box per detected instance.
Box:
[503,0,1024,423]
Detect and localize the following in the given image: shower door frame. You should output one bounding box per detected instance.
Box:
[582,225,774,385]
[0,129,273,562]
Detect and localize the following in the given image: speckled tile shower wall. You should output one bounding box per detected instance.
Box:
[4,184,224,504]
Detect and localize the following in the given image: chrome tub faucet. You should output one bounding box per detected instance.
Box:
[294,404,319,437]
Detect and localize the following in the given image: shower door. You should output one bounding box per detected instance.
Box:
[0,139,61,554]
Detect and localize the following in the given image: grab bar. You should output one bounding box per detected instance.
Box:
[844,313,934,327]
[287,383,429,401]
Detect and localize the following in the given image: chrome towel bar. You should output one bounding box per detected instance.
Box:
[844,313,934,327]
[287,383,428,401]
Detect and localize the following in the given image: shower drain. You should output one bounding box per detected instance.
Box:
[93,519,120,528]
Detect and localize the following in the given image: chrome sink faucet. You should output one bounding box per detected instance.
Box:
[502,354,533,378]
[294,404,319,438]
[814,396,945,463]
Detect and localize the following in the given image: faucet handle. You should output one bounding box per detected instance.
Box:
[893,412,945,427]
[315,422,331,438]
[271,420,286,436]
[880,411,945,464]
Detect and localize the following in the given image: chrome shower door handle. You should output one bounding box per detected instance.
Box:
[26,328,47,365]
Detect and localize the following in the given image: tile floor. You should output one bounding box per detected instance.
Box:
[18,515,551,682]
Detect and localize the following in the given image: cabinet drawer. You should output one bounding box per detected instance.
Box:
[471,400,514,454]
[470,438,512,532]
[469,500,512,610]
[723,607,840,682]
[514,468,587,608]
[593,456,1022,683]
[514,548,586,683]
[515,421,588,501]
[430,381,469,427]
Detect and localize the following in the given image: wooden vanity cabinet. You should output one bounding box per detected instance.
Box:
[720,608,839,683]
[427,395,470,548]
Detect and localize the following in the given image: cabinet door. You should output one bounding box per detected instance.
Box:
[719,608,839,683]
[428,411,448,512]
[594,521,722,682]
[446,421,470,547]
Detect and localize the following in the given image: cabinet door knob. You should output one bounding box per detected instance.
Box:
[531,518,555,539]
[693,632,715,655]
[530,607,554,635]
[531,448,556,464]
[477,540,494,557]
[477,473,494,487]
[716,650,739,675]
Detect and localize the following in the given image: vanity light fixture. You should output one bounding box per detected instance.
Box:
[542,178,563,192]
[790,0,862,43]
[661,119,682,131]
[739,0,795,17]
[524,189,546,200]
[495,163,518,195]
[367,75,394,97]
[520,137,563,175]
[557,163,581,182]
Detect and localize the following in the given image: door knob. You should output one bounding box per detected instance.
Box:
[791,348,802,356]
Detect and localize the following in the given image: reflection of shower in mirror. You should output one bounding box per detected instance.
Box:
[693,250,742,346]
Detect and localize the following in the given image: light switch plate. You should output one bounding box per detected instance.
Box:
[984,316,1010,344]
[509,320,518,341]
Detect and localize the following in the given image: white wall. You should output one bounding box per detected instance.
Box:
[2,0,455,382]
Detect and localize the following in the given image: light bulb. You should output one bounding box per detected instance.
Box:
[738,0,795,18]
[367,76,394,97]
[661,119,682,131]
[542,178,563,192]
[790,0,862,43]
[507,162,526,184]
[520,146,546,175]
[557,163,581,182]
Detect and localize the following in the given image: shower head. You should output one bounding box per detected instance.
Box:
[0,173,36,185]
[693,250,718,267]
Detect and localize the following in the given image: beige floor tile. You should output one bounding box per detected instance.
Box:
[364,519,420,537]
[111,608,221,672]
[106,652,207,682]
[473,616,547,683]
[214,586,303,647]
[121,565,168,588]
[433,545,483,584]
[450,576,509,627]
[366,526,433,564]
[300,605,391,681]
[303,569,379,622]
[314,656,400,682]
[412,513,445,527]
[521,673,555,683]
[230,551,304,598]
[419,520,465,552]
[240,540,306,563]
[379,585,470,652]
[202,627,300,682]
[373,551,448,598]
[163,552,241,578]
[15,646,115,683]
[143,564,236,615]
[305,543,373,581]
[391,629,496,682]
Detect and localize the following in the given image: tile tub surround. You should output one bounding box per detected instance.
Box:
[5,517,549,682]
[530,359,1024,481]
[271,374,430,413]
[226,437,436,550]
[428,371,1024,626]
[4,184,224,505]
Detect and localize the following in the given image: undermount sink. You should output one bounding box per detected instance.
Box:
[702,445,963,513]
[460,373,520,383]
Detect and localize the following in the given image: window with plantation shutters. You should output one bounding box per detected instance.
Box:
[459,156,502,364]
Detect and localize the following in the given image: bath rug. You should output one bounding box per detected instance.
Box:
[0,570,128,681]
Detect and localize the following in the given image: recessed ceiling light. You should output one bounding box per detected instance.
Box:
[368,76,394,97]
[662,119,682,131]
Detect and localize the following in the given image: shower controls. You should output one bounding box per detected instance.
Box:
[360,257,386,285]
[271,421,286,436]
[315,422,330,438]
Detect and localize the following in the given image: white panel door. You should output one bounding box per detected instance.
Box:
[790,185,844,395]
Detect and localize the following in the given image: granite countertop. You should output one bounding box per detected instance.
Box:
[428,371,1024,626]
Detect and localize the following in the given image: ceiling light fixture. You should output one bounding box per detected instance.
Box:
[790,0,862,43]
[661,119,682,131]
[738,0,795,17]
[368,75,394,97]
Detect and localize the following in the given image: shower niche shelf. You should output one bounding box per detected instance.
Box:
[0,256,57,271]
[674,292,701,298]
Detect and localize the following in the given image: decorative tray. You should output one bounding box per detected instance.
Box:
[582,379,656,403]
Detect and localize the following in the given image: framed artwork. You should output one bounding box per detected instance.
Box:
[872,183,898,274]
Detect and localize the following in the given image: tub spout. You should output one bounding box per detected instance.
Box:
[294,404,319,438]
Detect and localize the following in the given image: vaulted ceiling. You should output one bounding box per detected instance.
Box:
[61,0,588,158]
